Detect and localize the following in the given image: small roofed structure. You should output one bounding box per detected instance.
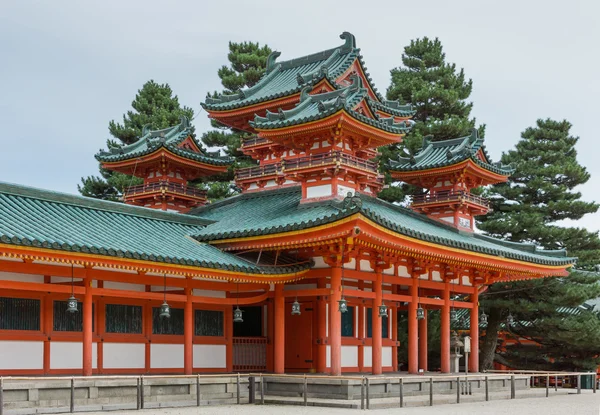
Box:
[96,117,232,213]
[389,129,514,231]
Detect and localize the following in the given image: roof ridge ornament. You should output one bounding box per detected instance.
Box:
[266,51,281,73]
[342,191,362,209]
[179,115,190,129]
[300,86,312,102]
[142,124,152,136]
[339,32,356,53]
[317,101,326,112]
[469,128,479,143]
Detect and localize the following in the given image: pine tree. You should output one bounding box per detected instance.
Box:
[478,118,600,371]
[200,41,272,200]
[381,37,480,203]
[79,80,194,200]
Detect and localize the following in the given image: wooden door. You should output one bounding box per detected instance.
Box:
[284,301,313,371]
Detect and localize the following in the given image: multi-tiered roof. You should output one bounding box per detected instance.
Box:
[96,117,232,212]
[202,32,415,201]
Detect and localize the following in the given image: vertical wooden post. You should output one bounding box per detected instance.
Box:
[399,378,404,408]
[510,375,515,399]
[184,285,193,375]
[316,279,327,373]
[429,377,433,406]
[303,376,308,406]
[260,376,265,405]
[136,377,141,410]
[248,376,255,404]
[360,378,365,410]
[485,376,489,401]
[555,375,558,392]
[546,375,549,397]
[196,374,201,406]
[594,373,597,393]
[274,284,285,374]
[237,374,240,405]
[391,292,398,372]
[456,377,460,403]
[366,377,370,410]
[577,374,581,394]
[469,287,479,373]
[358,280,365,372]
[372,269,383,375]
[441,278,451,373]
[419,309,428,372]
[408,264,418,374]
[140,376,144,409]
[330,266,342,376]
[0,377,4,415]
[82,272,93,376]
[70,377,75,413]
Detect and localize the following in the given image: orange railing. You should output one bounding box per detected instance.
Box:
[412,191,490,208]
[233,337,267,371]
[124,181,207,199]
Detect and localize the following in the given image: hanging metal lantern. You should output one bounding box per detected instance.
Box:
[480,310,488,327]
[417,305,425,320]
[378,303,388,318]
[233,306,244,323]
[506,312,514,326]
[450,309,458,321]
[291,299,301,316]
[66,295,78,313]
[338,297,348,313]
[159,301,170,318]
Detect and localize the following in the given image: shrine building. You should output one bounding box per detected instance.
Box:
[0,32,574,377]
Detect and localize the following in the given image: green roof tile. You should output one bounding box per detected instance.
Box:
[388,129,514,176]
[95,117,232,166]
[191,186,575,267]
[249,76,412,134]
[0,182,302,274]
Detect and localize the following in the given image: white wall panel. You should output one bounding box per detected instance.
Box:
[193,345,226,368]
[151,344,183,368]
[0,272,44,283]
[363,346,372,367]
[341,346,358,367]
[50,342,97,369]
[103,343,145,369]
[193,289,226,298]
[0,341,43,369]
[382,347,392,367]
[104,281,145,292]
[326,345,331,368]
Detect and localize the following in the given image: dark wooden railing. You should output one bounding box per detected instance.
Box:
[233,337,267,371]
[236,163,283,180]
[124,181,207,199]
[241,136,271,147]
[412,191,490,207]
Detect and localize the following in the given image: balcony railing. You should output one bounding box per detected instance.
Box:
[124,181,207,199]
[241,136,271,147]
[412,191,490,208]
[284,151,378,173]
[236,163,283,180]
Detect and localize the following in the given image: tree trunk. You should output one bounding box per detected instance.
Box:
[480,306,503,370]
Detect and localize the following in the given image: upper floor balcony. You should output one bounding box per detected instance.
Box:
[412,191,490,208]
[124,181,207,201]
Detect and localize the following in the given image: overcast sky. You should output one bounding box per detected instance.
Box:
[0,0,598,233]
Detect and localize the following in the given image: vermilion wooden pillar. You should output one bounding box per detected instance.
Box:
[391,302,398,372]
[408,268,418,374]
[184,287,193,375]
[329,266,342,376]
[274,284,285,374]
[470,288,479,372]
[316,279,327,373]
[440,280,451,373]
[418,309,428,371]
[82,274,93,376]
[372,269,383,375]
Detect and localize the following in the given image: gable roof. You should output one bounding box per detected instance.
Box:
[95,117,232,166]
[389,129,514,176]
[202,32,409,116]
[249,76,412,135]
[190,186,574,267]
[0,182,303,274]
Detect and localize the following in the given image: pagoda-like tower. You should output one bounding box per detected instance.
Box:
[96,117,232,212]
[389,129,514,230]
[202,32,414,202]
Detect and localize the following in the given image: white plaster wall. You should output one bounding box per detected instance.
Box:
[307,184,332,198]
[343,258,356,269]
[359,260,373,272]
[432,271,442,282]
[382,347,393,367]
[363,346,372,367]
[103,343,145,369]
[398,266,409,277]
[104,281,145,292]
[284,284,317,291]
[312,257,328,268]
[383,266,394,275]
[462,276,472,286]
[265,180,277,188]
[337,185,354,198]
[193,289,226,298]
[151,344,183,368]
[441,217,454,224]
[341,346,358,367]
[0,272,44,282]
[326,345,331,368]
[193,345,226,368]
[50,342,97,369]
[0,341,43,369]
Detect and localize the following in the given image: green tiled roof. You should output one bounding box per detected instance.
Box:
[0,182,303,274]
[367,97,415,117]
[388,129,514,176]
[95,117,232,166]
[249,76,411,134]
[190,186,574,267]
[202,32,403,115]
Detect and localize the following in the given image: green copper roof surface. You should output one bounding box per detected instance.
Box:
[249,76,412,134]
[202,32,404,115]
[95,117,232,166]
[190,186,574,266]
[388,129,514,176]
[0,182,301,274]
